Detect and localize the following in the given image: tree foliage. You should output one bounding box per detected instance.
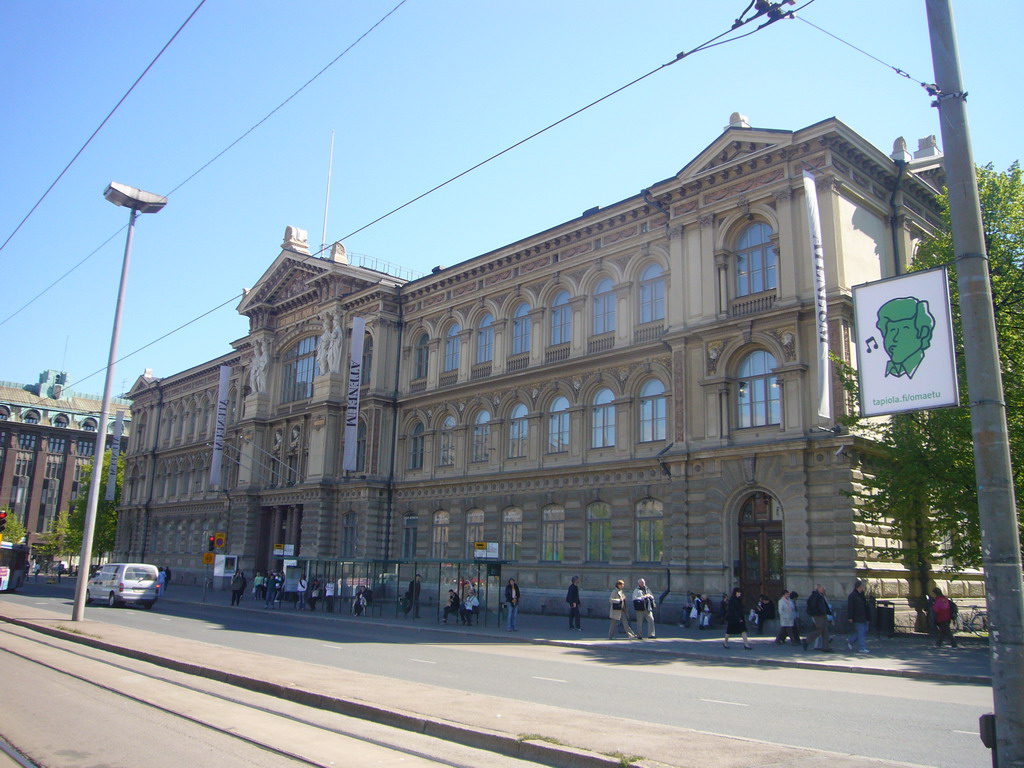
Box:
[1,507,28,546]
[67,450,123,564]
[847,163,1024,573]
[36,509,72,563]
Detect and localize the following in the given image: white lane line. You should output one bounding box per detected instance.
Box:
[410,658,437,664]
[532,676,568,683]
[953,730,977,736]
[699,698,749,707]
[160,617,172,621]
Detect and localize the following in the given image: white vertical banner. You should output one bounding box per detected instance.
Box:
[104,411,125,501]
[209,365,231,487]
[342,316,366,471]
[803,171,832,421]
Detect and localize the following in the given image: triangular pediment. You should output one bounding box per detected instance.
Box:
[676,126,793,183]
[237,251,328,314]
[126,372,160,399]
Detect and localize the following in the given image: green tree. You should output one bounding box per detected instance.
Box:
[36,508,72,566]
[1,507,28,546]
[848,163,1024,592]
[67,450,123,565]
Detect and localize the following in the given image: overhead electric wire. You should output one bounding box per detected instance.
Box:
[0,0,207,259]
[49,2,803,391]
[0,0,409,331]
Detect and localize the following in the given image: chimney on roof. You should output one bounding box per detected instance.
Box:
[914,135,941,159]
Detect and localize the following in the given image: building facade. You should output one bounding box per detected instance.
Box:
[118,116,975,610]
[0,369,130,550]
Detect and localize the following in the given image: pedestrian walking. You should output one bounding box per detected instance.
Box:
[157,568,167,594]
[774,590,801,644]
[607,580,638,639]
[931,587,959,648]
[164,566,172,593]
[297,575,308,610]
[265,571,280,609]
[229,569,247,606]
[405,574,422,618]
[723,587,752,649]
[505,578,521,631]
[566,576,581,631]
[308,578,321,611]
[753,594,775,635]
[803,584,832,652]
[252,572,265,600]
[632,578,657,639]
[846,580,871,653]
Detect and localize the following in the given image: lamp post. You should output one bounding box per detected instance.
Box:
[71,183,166,622]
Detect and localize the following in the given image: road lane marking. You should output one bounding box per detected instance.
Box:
[953,730,977,736]
[410,658,437,664]
[699,698,748,707]
[531,676,567,683]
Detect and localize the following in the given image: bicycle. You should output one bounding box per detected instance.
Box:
[955,606,989,636]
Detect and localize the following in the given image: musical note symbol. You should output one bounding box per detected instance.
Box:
[865,336,878,354]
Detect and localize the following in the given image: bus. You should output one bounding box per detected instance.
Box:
[0,541,29,592]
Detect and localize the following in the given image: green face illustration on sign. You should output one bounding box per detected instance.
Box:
[875,296,935,379]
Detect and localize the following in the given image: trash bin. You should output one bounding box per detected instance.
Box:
[875,600,895,635]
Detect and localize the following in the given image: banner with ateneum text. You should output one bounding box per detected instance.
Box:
[342,316,367,471]
[803,171,832,421]
[209,365,231,487]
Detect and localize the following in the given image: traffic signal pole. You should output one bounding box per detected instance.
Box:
[926,2,1024,764]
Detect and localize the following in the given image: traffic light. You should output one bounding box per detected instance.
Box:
[208,534,216,552]
[0,509,7,534]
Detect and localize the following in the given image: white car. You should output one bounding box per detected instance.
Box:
[86,563,160,609]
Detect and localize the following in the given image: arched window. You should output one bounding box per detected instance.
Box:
[281,336,318,403]
[342,511,357,558]
[587,501,612,562]
[408,422,425,469]
[476,314,494,364]
[414,333,430,380]
[465,509,484,556]
[402,513,418,559]
[502,507,522,561]
[736,222,777,297]
[431,510,449,558]
[541,505,565,562]
[591,388,615,448]
[551,291,571,346]
[471,410,491,463]
[636,498,664,562]
[512,303,532,355]
[737,350,780,427]
[82,418,98,432]
[593,278,615,335]
[508,403,528,458]
[639,379,667,442]
[640,264,665,323]
[361,334,373,386]
[23,410,40,424]
[547,396,570,453]
[438,415,456,466]
[53,414,69,429]
[444,324,461,372]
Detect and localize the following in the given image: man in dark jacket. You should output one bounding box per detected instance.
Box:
[802,584,832,652]
[846,579,871,653]
[566,576,581,631]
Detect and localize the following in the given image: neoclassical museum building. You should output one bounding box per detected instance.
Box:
[115,114,964,612]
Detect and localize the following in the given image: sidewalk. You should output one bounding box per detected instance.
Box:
[0,580,992,768]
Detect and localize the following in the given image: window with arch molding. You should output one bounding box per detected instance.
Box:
[465,509,484,556]
[414,333,430,380]
[541,505,565,561]
[431,510,449,558]
[591,388,615,448]
[636,498,664,562]
[547,396,570,453]
[471,410,491,462]
[53,414,69,429]
[438,415,456,466]
[593,278,615,335]
[508,403,528,458]
[639,264,665,323]
[551,291,571,346]
[502,507,522,561]
[82,419,98,432]
[476,314,494,363]
[408,422,425,469]
[737,349,780,427]
[639,379,667,442]
[281,336,318,403]
[587,501,612,562]
[444,325,461,372]
[512,303,532,355]
[23,410,40,424]
[361,334,373,385]
[735,222,777,297]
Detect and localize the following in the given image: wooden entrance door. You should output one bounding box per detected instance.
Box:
[738,492,784,602]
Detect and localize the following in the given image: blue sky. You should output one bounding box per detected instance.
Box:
[2,1,1020,395]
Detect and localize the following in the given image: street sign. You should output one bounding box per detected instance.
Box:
[213,532,227,549]
[202,552,215,565]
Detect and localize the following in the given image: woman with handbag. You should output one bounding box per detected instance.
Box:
[607,579,638,639]
[723,586,752,649]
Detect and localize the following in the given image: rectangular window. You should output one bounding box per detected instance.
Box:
[541,507,564,562]
[502,510,522,562]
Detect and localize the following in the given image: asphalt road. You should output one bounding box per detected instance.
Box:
[4,586,993,767]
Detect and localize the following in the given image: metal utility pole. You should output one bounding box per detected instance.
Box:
[926,2,1024,764]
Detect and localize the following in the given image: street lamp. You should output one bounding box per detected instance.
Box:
[71,182,166,622]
